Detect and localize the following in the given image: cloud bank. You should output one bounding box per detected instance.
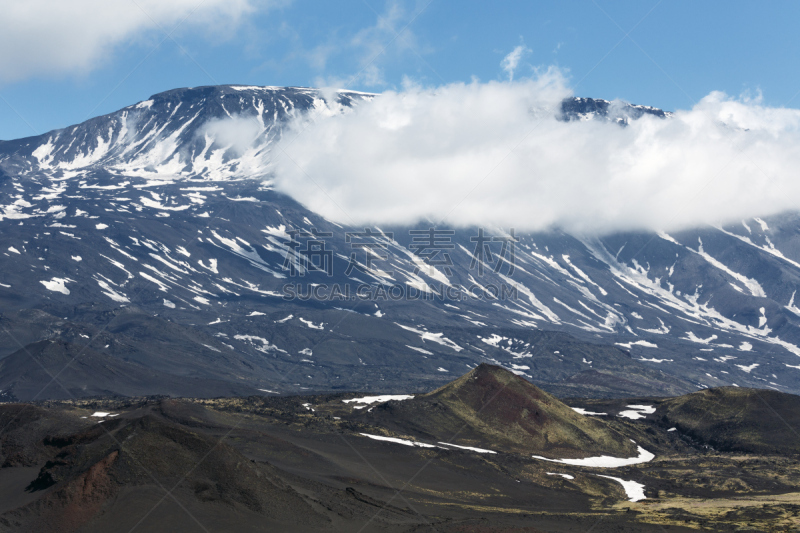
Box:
[272,70,800,234]
[0,0,279,84]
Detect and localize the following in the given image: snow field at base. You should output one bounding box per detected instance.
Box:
[532,443,655,468]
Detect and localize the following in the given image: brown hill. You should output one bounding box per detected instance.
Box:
[358,364,638,459]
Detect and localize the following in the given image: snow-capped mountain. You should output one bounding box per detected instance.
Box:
[0,85,372,182]
[1,85,799,401]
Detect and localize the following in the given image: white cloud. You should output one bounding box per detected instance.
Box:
[200,114,264,157]
[271,68,800,235]
[501,43,531,81]
[0,0,281,84]
[348,0,421,87]
[311,0,426,89]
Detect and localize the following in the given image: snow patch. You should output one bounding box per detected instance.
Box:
[40,277,72,295]
[617,405,655,420]
[596,475,646,502]
[396,323,462,352]
[438,442,496,454]
[532,444,654,468]
[298,317,324,330]
[343,395,414,408]
[547,472,575,480]
[616,340,658,349]
[359,433,439,448]
[406,345,433,355]
[571,407,607,416]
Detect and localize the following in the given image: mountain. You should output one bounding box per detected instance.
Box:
[560,96,671,123]
[0,85,371,179]
[1,85,800,400]
[355,364,637,458]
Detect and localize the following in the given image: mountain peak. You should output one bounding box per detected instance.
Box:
[560,96,672,123]
[426,362,552,406]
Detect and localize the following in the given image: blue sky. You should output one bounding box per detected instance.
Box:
[1,0,799,141]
